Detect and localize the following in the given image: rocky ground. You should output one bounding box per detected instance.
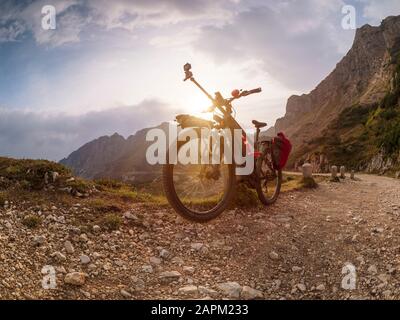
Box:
[1,173,400,300]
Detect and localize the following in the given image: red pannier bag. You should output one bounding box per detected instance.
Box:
[272,132,292,170]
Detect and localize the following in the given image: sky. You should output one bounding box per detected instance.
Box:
[1,0,400,161]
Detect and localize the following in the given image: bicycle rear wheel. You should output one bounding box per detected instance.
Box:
[255,145,282,205]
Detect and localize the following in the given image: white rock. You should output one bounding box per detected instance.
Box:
[141,265,153,273]
[79,233,89,242]
[316,284,325,291]
[241,286,264,299]
[269,251,279,260]
[80,255,91,265]
[292,266,302,272]
[198,286,218,297]
[52,171,59,182]
[183,266,195,274]
[64,272,86,286]
[178,285,198,296]
[296,283,307,292]
[123,211,138,220]
[216,282,242,298]
[149,256,162,265]
[64,240,74,254]
[53,251,66,261]
[159,248,170,259]
[367,265,378,275]
[32,235,45,246]
[191,243,204,251]
[171,257,184,265]
[159,271,182,283]
[120,289,132,298]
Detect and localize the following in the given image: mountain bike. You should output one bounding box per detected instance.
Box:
[163,63,282,222]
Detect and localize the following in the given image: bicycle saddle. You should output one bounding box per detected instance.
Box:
[252,120,267,128]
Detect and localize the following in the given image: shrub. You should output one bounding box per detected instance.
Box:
[380,122,400,155]
[100,214,122,231]
[0,192,6,206]
[65,178,92,194]
[231,184,259,208]
[22,215,42,228]
[335,105,372,129]
[380,108,399,120]
[300,177,318,188]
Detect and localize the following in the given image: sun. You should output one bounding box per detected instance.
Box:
[181,91,214,120]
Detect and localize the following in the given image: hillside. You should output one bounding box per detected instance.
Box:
[269,15,400,174]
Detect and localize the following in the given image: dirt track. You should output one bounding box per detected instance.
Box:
[1,174,400,299]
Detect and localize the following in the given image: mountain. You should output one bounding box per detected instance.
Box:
[60,123,170,182]
[62,16,400,179]
[268,15,400,174]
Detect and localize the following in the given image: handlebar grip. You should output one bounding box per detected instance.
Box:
[241,87,262,96]
[249,87,262,94]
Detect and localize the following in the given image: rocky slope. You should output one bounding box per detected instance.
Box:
[269,15,400,174]
[2,157,400,300]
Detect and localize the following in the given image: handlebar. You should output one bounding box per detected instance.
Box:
[241,87,262,97]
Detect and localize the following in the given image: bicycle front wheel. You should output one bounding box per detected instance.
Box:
[163,160,236,222]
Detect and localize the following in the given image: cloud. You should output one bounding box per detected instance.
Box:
[361,0,400,24]
[0,0,235,47]
[88,0,236,30]
[0,20,25,42]
[193,0,357,91]
[0,100,179,161]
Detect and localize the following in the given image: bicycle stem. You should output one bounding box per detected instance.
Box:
[190,77,214,102]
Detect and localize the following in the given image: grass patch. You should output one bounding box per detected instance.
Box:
[99,213,122,231]
[300,177,318,189]
[22,215,42,228]
[0,191,7,206]
[65,177,93,194]
[0,157,70,190]
[108,186,155,203]
[231,184,260,209]
[95,178,124,190]
[87,198,122,213]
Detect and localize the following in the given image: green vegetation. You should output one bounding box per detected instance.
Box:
[0,157,70,190]
[0,191,6,206]
[65,177,93,194]
[333,104,372,129]
[299,51,400,171]
[231,184,260,209]
[95,178,124,190]
[87,198,122,213]
[100,213,122,231]
[22,215,42,228]
[300,177,318,189]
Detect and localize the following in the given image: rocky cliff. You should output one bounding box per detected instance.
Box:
[269,15,400,174]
